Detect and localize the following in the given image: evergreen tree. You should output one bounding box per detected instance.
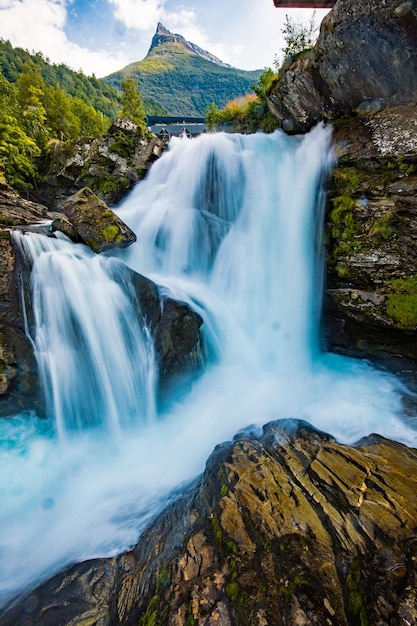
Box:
[0,113,40,188]
[120,77,146,134]
[43,86,80,139]
[16,61,49,147]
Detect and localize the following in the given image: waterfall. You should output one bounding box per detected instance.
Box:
[0,126,415,610]
[12,231,156,437]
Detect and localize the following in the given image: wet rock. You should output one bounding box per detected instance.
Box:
[0,182,49,228]
[60,187,136,253]
[267,0,417,133]
[39,117,168,210]
[129,271,204,399]
[49,215,79,242]
[324,106,417,365]
[3,420,417,625]
[0,229,43,416]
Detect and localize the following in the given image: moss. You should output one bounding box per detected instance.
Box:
[210,511,238,556]
[138,566,171,626]
[108,131,136,159]
[386,294,417,328]
[138,595,160,626]
[368,211,396,243]
[185,612,198,626]
[335,486,350,514]
[225,579,240,602]
[136,167,147,179]
[386,276,417,328]
[332,167,370,194]
[346,558,369,626]
[336,261,349,279]
[102,224,119,242]
[278,575,310,603]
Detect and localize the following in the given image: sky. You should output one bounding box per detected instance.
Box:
[0,0,330,78]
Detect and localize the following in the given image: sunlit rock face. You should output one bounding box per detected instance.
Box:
[3,420,417,626]
[268,0,417,132]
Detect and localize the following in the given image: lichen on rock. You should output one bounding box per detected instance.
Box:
[59,187,137,253]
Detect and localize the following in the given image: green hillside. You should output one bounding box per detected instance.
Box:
[0,39,167,118]
[104,28,263,117]
[0,39,120,119]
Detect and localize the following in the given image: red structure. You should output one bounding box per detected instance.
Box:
[273,1,336,6]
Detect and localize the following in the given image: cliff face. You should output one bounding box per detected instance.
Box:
[2,420,417,625]
[266,0,417,370]
[323,105,417,372]
[267,0,417,133]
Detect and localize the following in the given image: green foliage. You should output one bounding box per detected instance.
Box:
[71,97,110,137]
[120,77,146,134]
[43,85,80,139]
[368,212,396,243]
[0,51,111,189]
[332,166,370,194]
[0,39,120,119]
[205,67,279,134]
[108,131,135,158]
[0,113,40,188]
[277,12,318,66]
[386,276,417,328]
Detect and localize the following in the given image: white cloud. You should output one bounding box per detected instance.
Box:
[107,0,166,31]
[0,0,129,76]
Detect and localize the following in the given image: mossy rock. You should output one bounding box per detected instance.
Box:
[60,187,136,253]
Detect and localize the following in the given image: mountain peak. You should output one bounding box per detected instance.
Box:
[148,23,232,69]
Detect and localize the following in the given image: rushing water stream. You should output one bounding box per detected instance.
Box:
[1,126,416,609]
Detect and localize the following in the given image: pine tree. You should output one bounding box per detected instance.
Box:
[120,77,147,135]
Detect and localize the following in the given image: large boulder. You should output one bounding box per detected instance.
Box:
[58,187,137,253]
[267,0,417,133]
[2,420,417,625]
[39,117,168,210]
[128,270,204,401]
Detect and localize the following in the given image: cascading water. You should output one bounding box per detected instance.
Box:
[14,232,156,437]
[0,126,416,610]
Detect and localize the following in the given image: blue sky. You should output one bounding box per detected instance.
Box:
[0,0,330,77]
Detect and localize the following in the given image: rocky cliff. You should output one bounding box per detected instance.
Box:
[266,0,417,375]
[39,117,167,211]
[2,420,416,625]
[267,0,417,133]
[324,104,417,377]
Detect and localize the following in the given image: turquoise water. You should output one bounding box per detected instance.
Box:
[0,126,415,609]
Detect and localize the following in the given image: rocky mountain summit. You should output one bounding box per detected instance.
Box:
[149,23,232,68]
[2,420,416,625]
[104,25,262,117]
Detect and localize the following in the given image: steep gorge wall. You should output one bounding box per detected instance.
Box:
[267,0,417,375]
